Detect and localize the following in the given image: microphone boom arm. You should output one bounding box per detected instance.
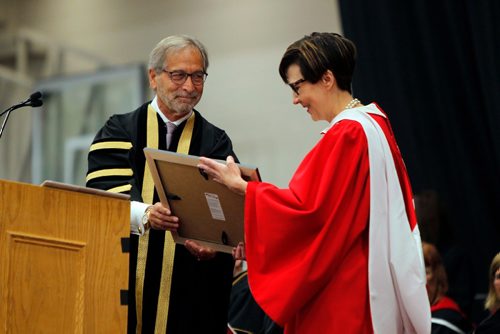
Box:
[0,109,14,139]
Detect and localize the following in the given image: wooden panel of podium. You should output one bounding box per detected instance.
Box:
[0,179,129,333]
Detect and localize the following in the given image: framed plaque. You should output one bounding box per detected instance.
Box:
[144,148,260,253]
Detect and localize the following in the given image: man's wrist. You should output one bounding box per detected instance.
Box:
[138,206,153,234]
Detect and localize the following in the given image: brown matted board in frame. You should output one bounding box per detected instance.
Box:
[144,148,261,254]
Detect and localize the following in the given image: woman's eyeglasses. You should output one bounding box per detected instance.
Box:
[289,78,306,95]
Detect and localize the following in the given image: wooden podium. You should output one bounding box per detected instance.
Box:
[0,179,129,333]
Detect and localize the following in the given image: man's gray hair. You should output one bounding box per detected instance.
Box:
[148,35,209,72]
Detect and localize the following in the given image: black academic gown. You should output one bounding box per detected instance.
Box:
[86,102,235,334]
[228,272,283,334]
[475,310,500,334]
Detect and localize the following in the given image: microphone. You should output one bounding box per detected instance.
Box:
[0,91,44,139]
[30,91,42,100]
[30,99,43,107]
[28,91,43,107]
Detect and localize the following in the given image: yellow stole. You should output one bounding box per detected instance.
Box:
[136,105,195,334]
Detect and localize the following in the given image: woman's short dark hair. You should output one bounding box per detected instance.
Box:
[278,32,357,93]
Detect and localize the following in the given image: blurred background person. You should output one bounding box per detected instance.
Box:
[227,260,283,334]
[474,252,500,333]
[423,241,473,334]
[415,189,476,319]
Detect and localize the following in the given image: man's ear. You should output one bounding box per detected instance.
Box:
[148,68,158,90]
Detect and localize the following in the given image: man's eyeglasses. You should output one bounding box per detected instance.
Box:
[289,78,306,95]
[162,69,207,86]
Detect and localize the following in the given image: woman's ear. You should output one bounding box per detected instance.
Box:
[322,70,336,89]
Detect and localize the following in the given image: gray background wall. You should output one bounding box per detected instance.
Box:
[0,0,342,187]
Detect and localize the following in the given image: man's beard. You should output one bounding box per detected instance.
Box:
[165,92,200,115]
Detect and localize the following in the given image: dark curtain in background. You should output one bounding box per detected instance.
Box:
[339,0,500,322]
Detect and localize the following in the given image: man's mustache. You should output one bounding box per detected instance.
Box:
[175,92,198,99]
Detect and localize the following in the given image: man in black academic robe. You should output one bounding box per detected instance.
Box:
[86,35,235,334]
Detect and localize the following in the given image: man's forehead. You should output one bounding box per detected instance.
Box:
[164,47,203,67]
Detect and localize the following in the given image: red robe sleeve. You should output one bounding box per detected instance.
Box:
[244,120,372,329]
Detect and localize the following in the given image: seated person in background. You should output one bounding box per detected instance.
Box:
[227,260,283,334]
[423,242,473,334]
[415,189,475,317]
[474,252,500,333]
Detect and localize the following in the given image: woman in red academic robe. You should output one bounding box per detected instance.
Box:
[199,32,430,334]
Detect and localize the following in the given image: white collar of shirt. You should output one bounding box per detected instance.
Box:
[151,95,193,126]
